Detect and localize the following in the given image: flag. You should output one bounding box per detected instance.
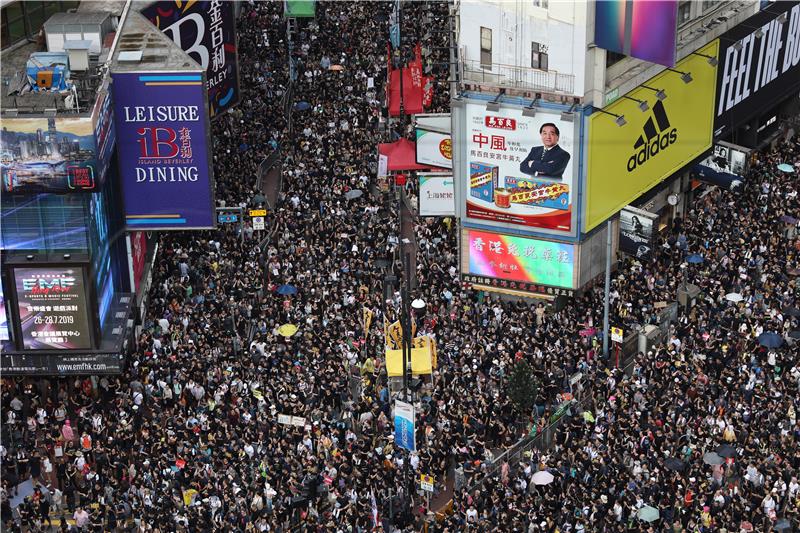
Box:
[370,489,381,530]
[363,307,374,337]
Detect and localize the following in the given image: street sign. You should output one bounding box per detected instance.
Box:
[249,209,267,217]
[419,474,434,492]
[218,214,239,223]
[611,327,624,343]
[252,216,265,230]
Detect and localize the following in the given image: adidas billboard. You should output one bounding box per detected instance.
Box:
[585,40,718,233]
[626,101,678,172]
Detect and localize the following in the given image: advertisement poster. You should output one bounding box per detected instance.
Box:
[586,40,718,232]
[691,143,748,191]
[595,0,678,67]
[416,129,452,169]
[112,71,215,229]
[13,266,93,350]
[1,117,98,194]
[464,228,575,291]
[394,400,416,452]
[0,285,9,342]
[464,103,575,232]
[92,90,116,184]
[419,174,455,216]
[130,231,148,293]
[619,206,657,259]
[141,0,240,117]
[715,2,800,139]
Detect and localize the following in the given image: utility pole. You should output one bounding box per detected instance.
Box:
[602,219,612,357]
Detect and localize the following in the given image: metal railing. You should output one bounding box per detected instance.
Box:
[460,57,575,95]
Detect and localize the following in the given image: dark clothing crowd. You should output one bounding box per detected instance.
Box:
[1,1,800,533]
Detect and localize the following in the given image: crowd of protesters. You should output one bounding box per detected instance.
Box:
[1,1,799,532]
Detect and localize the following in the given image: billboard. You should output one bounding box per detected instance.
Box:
[690,143,749,191]
[595,0,678,67]
[1,117,99,194]
[285,0,317,18]
[112,72,216,229]
[463,228,575,292]
[618,206,657,259]
[92,89,116,182]
[394,400,416,452]
[0,352,124,375]
[419,174,455,216]
[129,231,148,293]
[714,2,800,139]
[11,265,94,350]
[585,40,718,232]
[141,1,240,117]
[0,284,9,342]
[416,129,452,169]
[462,103,576,234]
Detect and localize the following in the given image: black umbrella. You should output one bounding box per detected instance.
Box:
[664,457,686,472]
[716,444,736,459]
[783,307,800,317]
[789,331,800,339]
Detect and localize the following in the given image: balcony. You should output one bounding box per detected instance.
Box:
[460,57,575,98]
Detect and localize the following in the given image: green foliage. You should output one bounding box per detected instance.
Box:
[506,359,538,415]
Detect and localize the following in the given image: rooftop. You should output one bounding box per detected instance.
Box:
[0,10,113,117]
[110,11,201,73]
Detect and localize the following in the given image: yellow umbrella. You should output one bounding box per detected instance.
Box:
[278,324,298,337]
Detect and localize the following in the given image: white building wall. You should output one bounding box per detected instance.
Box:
[458,0,588,97]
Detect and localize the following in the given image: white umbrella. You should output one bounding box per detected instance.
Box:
[531,470,554,485]
[725,293,744,303]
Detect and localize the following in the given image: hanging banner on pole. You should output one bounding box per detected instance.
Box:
[394,399,416,452]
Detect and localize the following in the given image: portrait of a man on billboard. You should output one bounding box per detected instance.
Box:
[519,123,571,179]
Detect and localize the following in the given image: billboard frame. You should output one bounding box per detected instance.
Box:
[5,254,100,353]
[111,69,217,231]
[452,96,584,240]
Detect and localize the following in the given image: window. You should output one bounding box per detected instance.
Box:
[531,42,548,70]
[702,0,718,12]
[480,27,492,69]
[606,50,625,69]
[678,1,692,25]
[1,2,26,49]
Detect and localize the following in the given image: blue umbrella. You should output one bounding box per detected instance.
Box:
[758,332,783,348]
[686,254,704,264]
[293,101,311,111]
[277,284,298,295]
[777,163,795,173]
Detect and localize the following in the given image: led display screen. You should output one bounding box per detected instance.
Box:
[13,265,93,350]
[465,228,575,289]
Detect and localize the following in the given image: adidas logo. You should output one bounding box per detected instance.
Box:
[626,100,678,172]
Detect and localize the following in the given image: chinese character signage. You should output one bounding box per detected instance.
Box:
[394,400,416,452]
[12,266,93,350]
[463,102,576,234]
[464,228,575,290]
[416,129,452,169]
[112,71,216,229]
[419,173,455,216]
[141,0,240,117]
[1,117,99,194]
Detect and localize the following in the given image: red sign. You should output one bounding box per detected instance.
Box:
[484,116,517,130]
[131,232,147,293]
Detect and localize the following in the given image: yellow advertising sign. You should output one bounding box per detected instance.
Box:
[249,209,267,217]
[585,40,718,232]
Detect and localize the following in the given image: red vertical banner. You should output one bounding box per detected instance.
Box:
[130,231,148,293]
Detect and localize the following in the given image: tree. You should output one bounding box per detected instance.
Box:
[506,359,538,416]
